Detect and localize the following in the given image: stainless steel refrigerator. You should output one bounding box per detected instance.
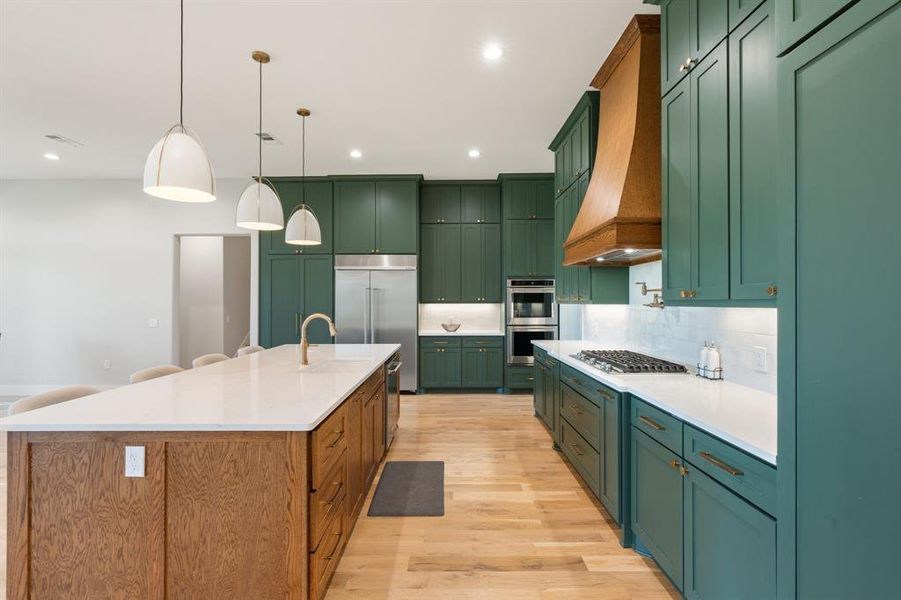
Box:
[334,255,418,391]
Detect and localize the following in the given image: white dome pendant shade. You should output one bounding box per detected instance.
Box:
[284,107,323,246]
[143,0,215,203]
[236,51,284,231]
[144,126,215,203]
[285,204,322,245]
[236,178,284,230]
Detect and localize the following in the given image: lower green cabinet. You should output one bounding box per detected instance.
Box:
[533,356,559,433]
[505,365,535,390]
[421,337,502,389]
[683,467,776,600]
[631,429,685,589]
[533,360,547,420]
[419,339,462,388]
[259,255,334,348]
[461,346,503,388]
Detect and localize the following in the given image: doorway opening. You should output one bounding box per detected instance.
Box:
[174,235,251,368]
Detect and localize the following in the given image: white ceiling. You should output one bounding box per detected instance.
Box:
[0,0,658,181]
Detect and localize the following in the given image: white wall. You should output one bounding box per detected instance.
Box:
[0,178,258,393]
[177,236,225,368]
[222,235,251,357]
[578,261,777,394]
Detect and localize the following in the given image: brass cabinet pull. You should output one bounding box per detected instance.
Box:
[433,341,448,345]
[699,451,744,476]
[569,443,585,456]
[767,285,778,297]
[327,431,345,449]
[639,415,665,431]
[527,377,534,381]
[596,388,614,401]
[679,290,697,299]
[567,404,583,416]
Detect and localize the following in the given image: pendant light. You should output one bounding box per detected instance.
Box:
[235,51,284,231]
[285,108,323,246]
[143,0,215,203]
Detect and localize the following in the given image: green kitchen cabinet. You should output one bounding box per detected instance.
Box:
[420,183,461,224]
[505,365,535,390]
[683,467,776,600]
[775,0,858,54]
[662,40,729,302]
[259,255,334,348]
[461,223,501,302]
[500,175,555,220]
[550,92,599,197]
[777,2,901,598]
[460,184,500,223]
[533,359,547,420]
[461,346,504,389]
[420,224,461,302]
[728,0,765,30]
[504,219,553,278]
[729,0,778,300]
[661,0,729,96]
[419,344,462,388]
[631,429,684,589]
[261,179,333,255]
[599,385,621,523]
[334,177,419,254]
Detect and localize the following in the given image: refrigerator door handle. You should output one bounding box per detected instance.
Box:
[369,287,376,344]
[363,287,370,344]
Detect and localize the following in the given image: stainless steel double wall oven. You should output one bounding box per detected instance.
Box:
[506,278,557,366]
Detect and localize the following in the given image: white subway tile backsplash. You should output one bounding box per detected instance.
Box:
[581,261,777,394]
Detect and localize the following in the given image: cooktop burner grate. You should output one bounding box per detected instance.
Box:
[572,350,688,374]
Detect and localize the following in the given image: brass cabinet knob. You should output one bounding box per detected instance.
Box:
[767,285,778,297]
[679,290,696,299]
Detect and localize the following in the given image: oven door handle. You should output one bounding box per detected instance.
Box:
[387,361,403,375]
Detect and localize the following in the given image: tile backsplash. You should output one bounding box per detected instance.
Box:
[419,303,505,333]
[577,261,777,394]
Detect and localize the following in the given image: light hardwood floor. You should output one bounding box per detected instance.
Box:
[326,394,678,600]
[0,394,677,599]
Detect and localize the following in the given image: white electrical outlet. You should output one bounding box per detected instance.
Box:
[148,318,159,328]
[124,446,145,478]
[103,359,111,370]
[753,346,768,372]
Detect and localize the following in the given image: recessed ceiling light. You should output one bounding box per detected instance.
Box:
[349,149,362,159]
[624,248,637,254]
[468,149,481,158]
[595,257,605,262]
[43,152,60,161]
[482,43,503,61]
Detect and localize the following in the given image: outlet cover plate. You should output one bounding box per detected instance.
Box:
[125,446,145,478]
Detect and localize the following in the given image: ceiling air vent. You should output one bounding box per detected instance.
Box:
[256,132,281,145]
[45,134,84,147]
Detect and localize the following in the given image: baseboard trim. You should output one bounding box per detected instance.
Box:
[0,384,119,397]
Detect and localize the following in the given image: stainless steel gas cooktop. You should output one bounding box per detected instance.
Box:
[572,350,688,374]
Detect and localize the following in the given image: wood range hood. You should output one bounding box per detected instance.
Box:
[564,15,661,267]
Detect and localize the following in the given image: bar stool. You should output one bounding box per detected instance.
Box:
[130,365,184,384]
[192,353,230,368]
[8,385,99,416]
[236,345,264,357]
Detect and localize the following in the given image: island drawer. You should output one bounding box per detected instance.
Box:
[560,364,616,407]
[534,347,557,369]
[312,403,348,490]
[560,419,600,496]
[560,383,600,452]
[420,336,462,348]
[461,336,504,348]
[310,508,347,600]
[310,456,347,551]
[631,397,683,454]
[683,424,777,515]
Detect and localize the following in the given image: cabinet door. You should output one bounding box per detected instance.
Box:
[729,0,777,300]
[421,185,460,224]
[691,0,729,64]
[441,225,462,302]
[263,180,333,255]
[481,224,502,302]
[661,0,692,95]
[503,180,536,220]
[362,396,377,487]
[535,179,555,219]
[690,40,730,301]
[533,219,555,278]
[462,347,483,388]
[301,256,335,344]
[554,197,569,302]
[632,430,684,589]
[554,148,566,197]
[683,467,776,600]
[775,0,857,54]
[373,386,386,463]
[600,391,620,523]
[461,185,499,223]
[442,347,462,387]
[662,77,693,301]
[568,122,582,182]
[561,137,573,193]
[345,396,363,519]
[376,180,418,253]
[460,224,483,302]
[728,0,765,30]
[420,225,442,302]
[419,348,444,388]
[334,181,376,253]
[483,348,504,389]
[575,172,593,302]
[577,109,592,178]
[260,256,301,347]
[533,362,546,418]
[504,220,532,277]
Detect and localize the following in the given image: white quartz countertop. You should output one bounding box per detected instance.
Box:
[534,340,777,465]
[419,330,504,337]
[0,344,400,432]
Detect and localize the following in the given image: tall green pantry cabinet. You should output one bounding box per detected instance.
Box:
[777,1,901,598]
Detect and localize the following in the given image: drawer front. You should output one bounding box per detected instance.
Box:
[420,336,462,348]
[312,403,348,490]
[631,397,683,454]
[559,364,615,407]
[534,348,558,370]
[506,365,535,389]
[461,336,504,348]
[310,456,347,551]
[560,383,601,452]
[560,419,600,496]
[683,424,776,515]
[310,509,346,600]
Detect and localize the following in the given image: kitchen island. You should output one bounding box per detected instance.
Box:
[2,343,399,600]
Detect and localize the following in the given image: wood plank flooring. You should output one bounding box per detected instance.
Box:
[0,394,677,599]
[326,394,678,600]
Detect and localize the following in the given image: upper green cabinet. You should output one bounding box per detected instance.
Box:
[775,0,858,54]
[661,0,729,96]
[504,219,554,278]
[259,255,334,348]
[261,179,333,255]
[334,177,419,254]
[500,175,555,220]
[550,93,598,196]
[420,224,461,303]
[420,184,461,224]
[729,0,765,29]
[461,224,501,302]
[460,184,500,223]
